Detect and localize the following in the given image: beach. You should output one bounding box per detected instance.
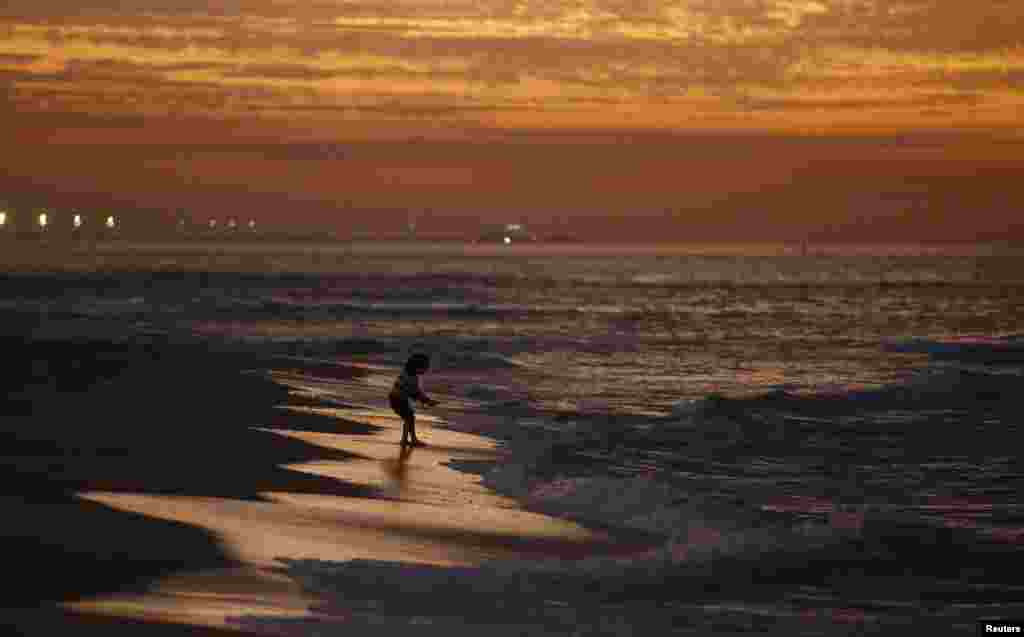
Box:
[5,0,1024,629]
[2,244,1022,635]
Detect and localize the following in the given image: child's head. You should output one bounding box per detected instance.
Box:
[404,353,430,375]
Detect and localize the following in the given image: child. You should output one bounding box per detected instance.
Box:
[389,353,438,446]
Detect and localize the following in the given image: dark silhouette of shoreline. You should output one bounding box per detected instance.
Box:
[0,316,381,632]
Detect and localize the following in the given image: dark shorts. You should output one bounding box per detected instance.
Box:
[389,394,414,421]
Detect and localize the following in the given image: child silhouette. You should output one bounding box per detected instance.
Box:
[389,353,438,446]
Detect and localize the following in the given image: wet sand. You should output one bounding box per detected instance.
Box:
[1,327,658,634]
[3,306,1021,635]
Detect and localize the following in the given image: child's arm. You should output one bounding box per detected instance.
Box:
[411,376,438,406]
[417,390,439,406]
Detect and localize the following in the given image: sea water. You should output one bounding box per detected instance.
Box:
[13,241,1020,405]
[4,241,1023,631]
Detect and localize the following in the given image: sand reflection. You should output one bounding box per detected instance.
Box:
[67,397,641,630]
[381,443,415,490]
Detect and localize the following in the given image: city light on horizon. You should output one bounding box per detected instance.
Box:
[0,1,1022,242]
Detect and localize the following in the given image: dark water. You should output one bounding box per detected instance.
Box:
[3,243,1022,633]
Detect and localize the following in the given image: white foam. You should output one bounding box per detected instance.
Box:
[630,273,679,285]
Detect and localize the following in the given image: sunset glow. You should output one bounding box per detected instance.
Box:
[1,1,1022,241]
[3,1,1022,129]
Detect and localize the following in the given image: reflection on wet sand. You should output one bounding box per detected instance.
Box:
[67,385,651,631]
[381,442,415,490]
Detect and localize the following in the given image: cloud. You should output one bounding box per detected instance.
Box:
[1,1,1023,132]
[0,52,40,65]
[736,90,987,112]
[800,0,1024,52]
[0,0,244,19]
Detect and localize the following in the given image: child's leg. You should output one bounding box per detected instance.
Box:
[391,395,413,444]
[401,415,412,444]
[401,413,413,444]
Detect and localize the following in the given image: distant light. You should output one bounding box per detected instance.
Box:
[507,224,522,232]
[0,212,6,226]
[503,236,511,244]
[248,219,256,229]
[228,218,237,229]
[38,212,48,228]
[73,214,82,228]
[209,219,217,228]
[106,215,116,228]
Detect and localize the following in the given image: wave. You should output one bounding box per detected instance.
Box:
[463,383,511,401]
[0,293,621,321]
[441,351,524,370]
[205,334,1023,634]
[884,336,1024,364]
[182,328,532,373]
[269,297,629,317]
[7,286,1015,329]
[452,350,1023,563]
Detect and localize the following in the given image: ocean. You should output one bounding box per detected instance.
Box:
[10,241,1022,406]
[3,240,1022,633]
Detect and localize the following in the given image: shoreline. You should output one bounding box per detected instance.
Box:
[2,325,666,634]
[3,313,1022,634]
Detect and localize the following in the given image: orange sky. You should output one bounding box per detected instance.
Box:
[1,0,1023,241]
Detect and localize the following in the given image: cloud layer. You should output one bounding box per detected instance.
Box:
[1,0,1022,131]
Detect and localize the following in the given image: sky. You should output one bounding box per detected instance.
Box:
[1,0,1022,241]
